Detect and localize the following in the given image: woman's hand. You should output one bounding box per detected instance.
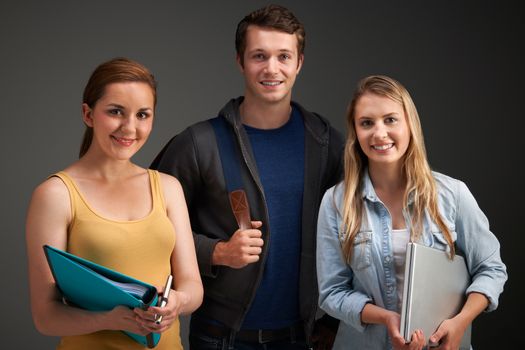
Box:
[105,306,150,335]
[429,317,468,350]
[384,311,425,350]
[133,288,187,333]
[405,330,425,350]
[429,292,488,350]
[361,304,425,350]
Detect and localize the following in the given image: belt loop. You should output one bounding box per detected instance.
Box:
[227,330,236,350]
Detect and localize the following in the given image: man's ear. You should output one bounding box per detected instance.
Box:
[236,54,245,73]
[82,103,93,127]
[296,54,304,74]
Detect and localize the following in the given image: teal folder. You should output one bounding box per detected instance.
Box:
[43,245,161,348]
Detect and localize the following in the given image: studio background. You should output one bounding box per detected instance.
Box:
[1,1,522,348]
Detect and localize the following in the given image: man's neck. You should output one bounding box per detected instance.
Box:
[239,96,292,129]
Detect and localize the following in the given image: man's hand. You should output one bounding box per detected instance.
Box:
[212,221,263,268]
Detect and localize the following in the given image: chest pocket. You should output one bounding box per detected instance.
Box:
[430,223,457,252]
[348,230,373,271]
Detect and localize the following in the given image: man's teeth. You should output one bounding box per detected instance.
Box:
[261,81,281,86]
[373,144,393,150]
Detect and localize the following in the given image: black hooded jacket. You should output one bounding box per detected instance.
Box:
[151,97,344,338]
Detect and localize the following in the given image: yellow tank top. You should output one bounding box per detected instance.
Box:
[53,170,182,350]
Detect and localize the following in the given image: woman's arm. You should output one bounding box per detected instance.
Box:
[429,292,488,348]
[145,174,202,328]
[316,189,372,330]
[361,304,424,350]
[428,180,507,348]
[26,177,144,336]
[454,181,507,311]
[152,129,223,278]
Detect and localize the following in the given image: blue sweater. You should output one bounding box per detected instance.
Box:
[241,107,305,329]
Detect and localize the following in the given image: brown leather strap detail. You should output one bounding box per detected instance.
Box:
[229,189,251,230]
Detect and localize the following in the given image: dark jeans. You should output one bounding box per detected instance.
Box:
[189,317,310,350]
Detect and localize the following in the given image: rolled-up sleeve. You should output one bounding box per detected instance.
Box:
[455,181,508,312]
[316,188,372,332]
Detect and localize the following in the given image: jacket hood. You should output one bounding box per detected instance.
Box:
[217,96,332,146]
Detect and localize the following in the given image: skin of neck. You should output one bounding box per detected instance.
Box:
[74,146,139,181]
[368,161,407,194]
[239,94,292,129]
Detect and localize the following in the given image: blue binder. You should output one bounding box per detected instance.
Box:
[43,245,161,348]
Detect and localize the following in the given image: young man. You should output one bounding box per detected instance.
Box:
[151,5,343,349]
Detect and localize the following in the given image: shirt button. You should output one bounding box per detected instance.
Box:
[388,285,394,293]
[385,256,391,263]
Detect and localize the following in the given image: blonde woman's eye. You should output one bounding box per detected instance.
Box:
[385,117,397,123]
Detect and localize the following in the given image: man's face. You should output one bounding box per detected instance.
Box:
[238,25,303,106]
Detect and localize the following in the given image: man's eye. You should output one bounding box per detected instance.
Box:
[279,54,291,61]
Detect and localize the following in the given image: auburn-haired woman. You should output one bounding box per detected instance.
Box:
[26,57,203,349]
[316,75,507,350]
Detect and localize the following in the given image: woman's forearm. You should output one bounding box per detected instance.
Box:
[32,300,109,336]
[454,292,489,327]
[361,302,395,326]
[174,279,203,315]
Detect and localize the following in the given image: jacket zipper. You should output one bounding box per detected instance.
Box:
[230,115,273,327]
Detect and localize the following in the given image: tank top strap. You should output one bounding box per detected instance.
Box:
[49,171,82,221]
[148,169,168,214]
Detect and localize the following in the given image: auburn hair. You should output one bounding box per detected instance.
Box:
[79,57,157,158]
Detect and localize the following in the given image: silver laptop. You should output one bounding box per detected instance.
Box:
[400,243,471,349]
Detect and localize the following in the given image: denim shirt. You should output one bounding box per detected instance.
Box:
[316,171,507,350]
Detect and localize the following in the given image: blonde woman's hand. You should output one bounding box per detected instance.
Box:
[429,316,469,350]
[384,311,425,350]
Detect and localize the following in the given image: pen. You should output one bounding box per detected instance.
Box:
[155,274,173,324]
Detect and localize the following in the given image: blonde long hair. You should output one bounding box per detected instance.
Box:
[341,75,454,262]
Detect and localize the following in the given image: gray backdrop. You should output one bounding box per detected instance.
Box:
[1,1,522,348]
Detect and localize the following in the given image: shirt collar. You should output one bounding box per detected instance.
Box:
[362,169,379,202]
[361,167,415,205]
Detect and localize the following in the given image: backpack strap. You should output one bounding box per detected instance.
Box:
[209,116,251,230]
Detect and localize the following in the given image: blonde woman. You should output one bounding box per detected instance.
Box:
[316,75,507,350]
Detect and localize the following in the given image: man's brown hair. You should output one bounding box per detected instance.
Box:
[235,4,305,66]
